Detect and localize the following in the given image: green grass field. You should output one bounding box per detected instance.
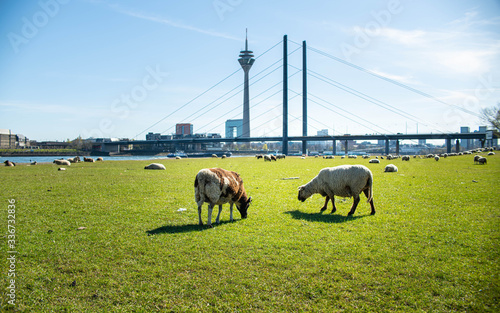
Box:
[1,154,499,312]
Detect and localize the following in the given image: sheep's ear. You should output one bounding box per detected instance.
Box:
[298,186,304,191]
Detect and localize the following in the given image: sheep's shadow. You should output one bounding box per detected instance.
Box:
[146,220,234,235]
[284,210,367,223]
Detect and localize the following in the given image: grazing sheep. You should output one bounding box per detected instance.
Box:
[402,156,410,161]
[83,157,95,163]
[212,154,218,158]
[195,168,252,227]
[271,155,277,161]
[53,159,71,166]
[384,164,398,172]
[434,155,440,161]
[255,154,263,159]
[67,156,81,163]
[96,157,103,161]
[264,155,272,162]
[276,154,286,160]
[474,155,481,164]
[297,165,375,216]
[488,152,495,156]
[369,159,380,164]
[31,161,37,165]
[175,156,182,160]
[477,157,487,165]
[221,155,227,159]
[144,163,166,170]
[4,160,15,166]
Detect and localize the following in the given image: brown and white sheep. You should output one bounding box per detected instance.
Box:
[4,160,15,166]
[194,168,252,227]
[83,157,95,163]
[298,165,375,216]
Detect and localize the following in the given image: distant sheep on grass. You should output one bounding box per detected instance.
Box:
[298,165,375,216]
[369,159,380,164]
[477,157,487,165]
[53,159,71,166]
[144,163,166,170]
[384,164,398,172]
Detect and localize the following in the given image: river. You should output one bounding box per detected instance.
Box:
[1,155,176,164]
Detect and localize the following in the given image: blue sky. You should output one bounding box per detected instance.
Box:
[0,0,499,141]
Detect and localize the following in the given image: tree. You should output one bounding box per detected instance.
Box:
[481,103,500,131]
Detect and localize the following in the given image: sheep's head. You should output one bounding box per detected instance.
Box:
[236,197,252,219]
[297,185,312,202]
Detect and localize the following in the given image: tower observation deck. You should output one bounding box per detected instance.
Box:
[238,29,255,138]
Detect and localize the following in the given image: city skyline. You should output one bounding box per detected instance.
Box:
[1,0,499,141]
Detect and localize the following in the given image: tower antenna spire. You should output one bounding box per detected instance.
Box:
[245,28,248,51]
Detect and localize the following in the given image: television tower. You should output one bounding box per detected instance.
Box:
[238,29,255,138]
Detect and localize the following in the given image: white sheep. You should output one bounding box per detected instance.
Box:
[53,159,71,166]
[384,164,398,172]
[369,159,380,163]
[96,157,104,161]
[402,155,410,161]
[144,163,166,170]
[195,168,252,227]
[264,155,272,162]
[477,157,487,165]
[297,165,375,216]
[67,156,80,163]
[434,155,440,161]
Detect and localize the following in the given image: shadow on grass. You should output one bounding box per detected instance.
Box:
[146,220,235,235]
[284,210,367,223]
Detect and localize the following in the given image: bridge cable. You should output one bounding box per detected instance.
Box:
[299,42,481,118]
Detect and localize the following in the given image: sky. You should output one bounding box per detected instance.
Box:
[0,0,499,142]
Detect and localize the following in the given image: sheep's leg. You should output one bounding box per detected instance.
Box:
[198,205,203,226]
[330,195,337,214]
[320,196,329,212]
[363,189,376,215]
[348,195,360,216]
[215,205,223,224]
[207,204,214,228]
[229,203,234,222]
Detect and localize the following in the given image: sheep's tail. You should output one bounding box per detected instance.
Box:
[366,175,373,203]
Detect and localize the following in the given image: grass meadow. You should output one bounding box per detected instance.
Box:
[1,154,499,312]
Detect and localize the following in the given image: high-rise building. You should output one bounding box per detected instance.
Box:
[225,119,243,138]
[238,29,255,138]
[176,123,193,136]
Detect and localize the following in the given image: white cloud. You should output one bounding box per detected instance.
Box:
[108,5,240,41]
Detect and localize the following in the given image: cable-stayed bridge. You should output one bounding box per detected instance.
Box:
[95,35,489,155]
